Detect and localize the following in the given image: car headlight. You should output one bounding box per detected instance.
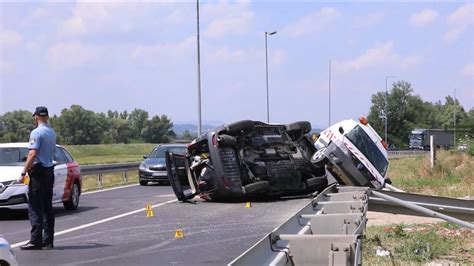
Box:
[139,164,147,171]
[0,180,26,194]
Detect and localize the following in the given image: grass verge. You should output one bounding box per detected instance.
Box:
[363,222,474,264]
[81,172,139,192]
[64,143,157,165]
[388,150,473,198]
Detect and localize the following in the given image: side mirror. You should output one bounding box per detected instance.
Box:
[143,155,148,159]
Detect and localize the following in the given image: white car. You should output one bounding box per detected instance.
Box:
[0,236,18,266]
[312,117,389,189]
[0,143,82,210]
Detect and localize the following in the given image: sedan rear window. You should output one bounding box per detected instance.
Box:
[0,147,29,166]
[345,126,388,176]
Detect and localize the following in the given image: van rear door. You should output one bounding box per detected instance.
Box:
[165,151,200,201]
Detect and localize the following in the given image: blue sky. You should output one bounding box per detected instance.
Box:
[1,1,473,128]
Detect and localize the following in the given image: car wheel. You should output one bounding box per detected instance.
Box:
[64,182,80,210]
[243,181,270,195]
[217,134,237,147]
[226,120,254,134]
[305,176,328,192]
[311,147,328,166]
[139,180,148,186]
[287,121,312,134]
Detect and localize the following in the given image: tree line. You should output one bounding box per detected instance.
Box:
[367,80,474,148]
[0,105,176,145]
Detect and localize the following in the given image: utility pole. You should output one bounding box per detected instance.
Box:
[384,76,396,143]
[454,88,456,147]
[329,60,331,127]
[265,31,276,123]
[196,0,202,135]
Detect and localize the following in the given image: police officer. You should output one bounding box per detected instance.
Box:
[19,106,57,250]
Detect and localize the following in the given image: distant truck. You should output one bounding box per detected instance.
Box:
[409,129,454,150]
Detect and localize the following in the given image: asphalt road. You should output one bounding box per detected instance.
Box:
[0,184,312,265]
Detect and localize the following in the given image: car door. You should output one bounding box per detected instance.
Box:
[53,147,68,203]
[165,151,199,201]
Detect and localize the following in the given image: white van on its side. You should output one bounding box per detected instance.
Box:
[312,117,389,189]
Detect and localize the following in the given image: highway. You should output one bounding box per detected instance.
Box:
[0,184,312,265]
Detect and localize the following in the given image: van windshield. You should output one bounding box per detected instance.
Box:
[345,126,388,176]
[410,134,422,140]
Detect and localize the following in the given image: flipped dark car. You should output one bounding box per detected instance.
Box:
[139,144,187,186]
[165,120,328,201]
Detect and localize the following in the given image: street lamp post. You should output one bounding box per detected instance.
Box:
[329,59,332,127]
[196,0,202,135]
[384,75,396,144]
[265,31,277,123]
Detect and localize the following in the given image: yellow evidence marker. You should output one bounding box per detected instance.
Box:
[145,204,154,218]
[174,229,184,238]
[245,202,252,208]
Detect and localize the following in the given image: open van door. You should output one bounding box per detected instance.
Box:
[165,151,200,201]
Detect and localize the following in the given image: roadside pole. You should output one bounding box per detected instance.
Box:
[430,135,436,168]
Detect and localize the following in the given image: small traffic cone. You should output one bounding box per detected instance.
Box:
[146,204,154,218]
[245,202,252,208]
[174,229,184,238]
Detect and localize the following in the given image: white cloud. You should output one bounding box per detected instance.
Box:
[335,41,421,72]
[202,1,255,38]
[281,7,341,37]
[47,42,98,70]
[59,1,172,37]
[0,30,23,47]
[353,12,385,28]
[205,47,285,66]
[461,63,474,77]
[410,9,438,27]
[444,3,474,43]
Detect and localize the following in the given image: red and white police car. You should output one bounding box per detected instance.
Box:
[0,143,82,210]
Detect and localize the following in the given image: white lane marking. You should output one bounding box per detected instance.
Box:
[155,194,175,198]
[82,184,139,195]
[11,198,177,249]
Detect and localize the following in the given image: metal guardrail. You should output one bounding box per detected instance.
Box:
[388,150,428,158]
[81,162,140,175]
[76,150,426,188]
[79,150,426,176]
[81,162,140,188]
[229,185,474,265]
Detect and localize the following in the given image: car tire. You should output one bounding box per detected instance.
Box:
[305,176,328,188]
[226,120,254,134]
[287,121,312,135]
[64,182,80,211]
[139,180,148,186]
[243,181,270,195]
[311,147,328,166]
[217,134,238,147]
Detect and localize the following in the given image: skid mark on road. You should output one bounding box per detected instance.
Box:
[11,199,177,248]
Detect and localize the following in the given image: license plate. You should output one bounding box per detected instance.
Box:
[152,172,167,177]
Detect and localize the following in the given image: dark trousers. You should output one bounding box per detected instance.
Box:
[27,164,55,245]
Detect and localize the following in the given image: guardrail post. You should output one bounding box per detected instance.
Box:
[430,135,436,168]
[123,171,128,183]
[98,173,103,188]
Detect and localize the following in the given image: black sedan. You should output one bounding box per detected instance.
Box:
[139,144,187,186]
